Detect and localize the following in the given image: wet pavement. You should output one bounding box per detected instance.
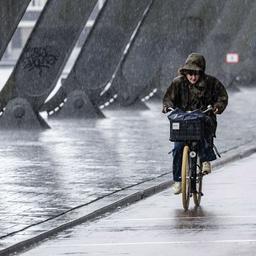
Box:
[20,152,256,256]
[0,88,256,252]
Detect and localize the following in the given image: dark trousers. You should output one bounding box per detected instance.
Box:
[172,139,216,182]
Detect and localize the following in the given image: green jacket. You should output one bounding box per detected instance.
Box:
[163,74,228,114]
[163,73,228,136]
[163,52,228,114]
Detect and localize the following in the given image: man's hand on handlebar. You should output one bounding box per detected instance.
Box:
[213,104,222,114]
[213,107,219,114]
[163,105,218,114]
[162,106,174,113]
[204,105,219,114]
[162,106,169,113]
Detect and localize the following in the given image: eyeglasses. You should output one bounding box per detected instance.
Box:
[186,71,200,76]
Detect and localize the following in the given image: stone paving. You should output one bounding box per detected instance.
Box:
[0,87,255,251]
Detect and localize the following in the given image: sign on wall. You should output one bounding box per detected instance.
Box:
[226,53,239,63]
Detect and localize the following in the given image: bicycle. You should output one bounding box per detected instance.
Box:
[167,105,213,210]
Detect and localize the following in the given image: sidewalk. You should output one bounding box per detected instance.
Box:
[21,153,256,256]
[0,88,256,254]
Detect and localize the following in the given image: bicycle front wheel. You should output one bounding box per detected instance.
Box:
[181,145,190,210]
[193,159,203,206]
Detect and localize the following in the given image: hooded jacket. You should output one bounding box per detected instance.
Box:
[163,53,228,134]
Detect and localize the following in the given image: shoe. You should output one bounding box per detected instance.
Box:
[202,161,211,174]
[172,182,181,194]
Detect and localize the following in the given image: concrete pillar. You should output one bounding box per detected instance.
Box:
[48,90,105,119]
[41,0,152,117]
[0,98,49,129]
[220,1,256,87]
[0,0,31,59]
[0,0,98,128]
[107,0,196,105]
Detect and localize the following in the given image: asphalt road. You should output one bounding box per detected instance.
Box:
[20,153,256,256]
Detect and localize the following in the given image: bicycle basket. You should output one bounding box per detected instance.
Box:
[168,109,205,142]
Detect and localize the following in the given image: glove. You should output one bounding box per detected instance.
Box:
[213,104,221,114]
[162,106,169,113]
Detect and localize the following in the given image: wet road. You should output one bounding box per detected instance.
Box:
[0,88,256,250]
[20,153,256,256]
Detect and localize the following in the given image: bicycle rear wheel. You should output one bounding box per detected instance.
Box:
[181,145,190,210]
[193,159,203,206]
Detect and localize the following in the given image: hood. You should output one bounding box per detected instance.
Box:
[179,53,206,74]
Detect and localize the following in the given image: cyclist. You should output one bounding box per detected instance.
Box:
[162,53,228,194]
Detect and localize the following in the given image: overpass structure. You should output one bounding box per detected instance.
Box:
[41,0,152,118]
[0,0,253,129]
[0,0,31,59]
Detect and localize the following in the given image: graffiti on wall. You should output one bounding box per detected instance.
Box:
[23,46,60,76]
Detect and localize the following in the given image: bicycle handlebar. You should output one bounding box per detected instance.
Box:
[202,105,213,113]
[166,107,174,112]
[166,105,213,114]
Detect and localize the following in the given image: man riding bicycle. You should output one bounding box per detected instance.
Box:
[162,53,228,194]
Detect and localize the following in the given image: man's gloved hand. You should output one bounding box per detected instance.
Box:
[162,106,169,113]
[213,104,221,114]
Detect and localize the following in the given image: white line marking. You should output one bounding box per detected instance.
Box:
[47,240,256,248]
[104,216,256,222]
